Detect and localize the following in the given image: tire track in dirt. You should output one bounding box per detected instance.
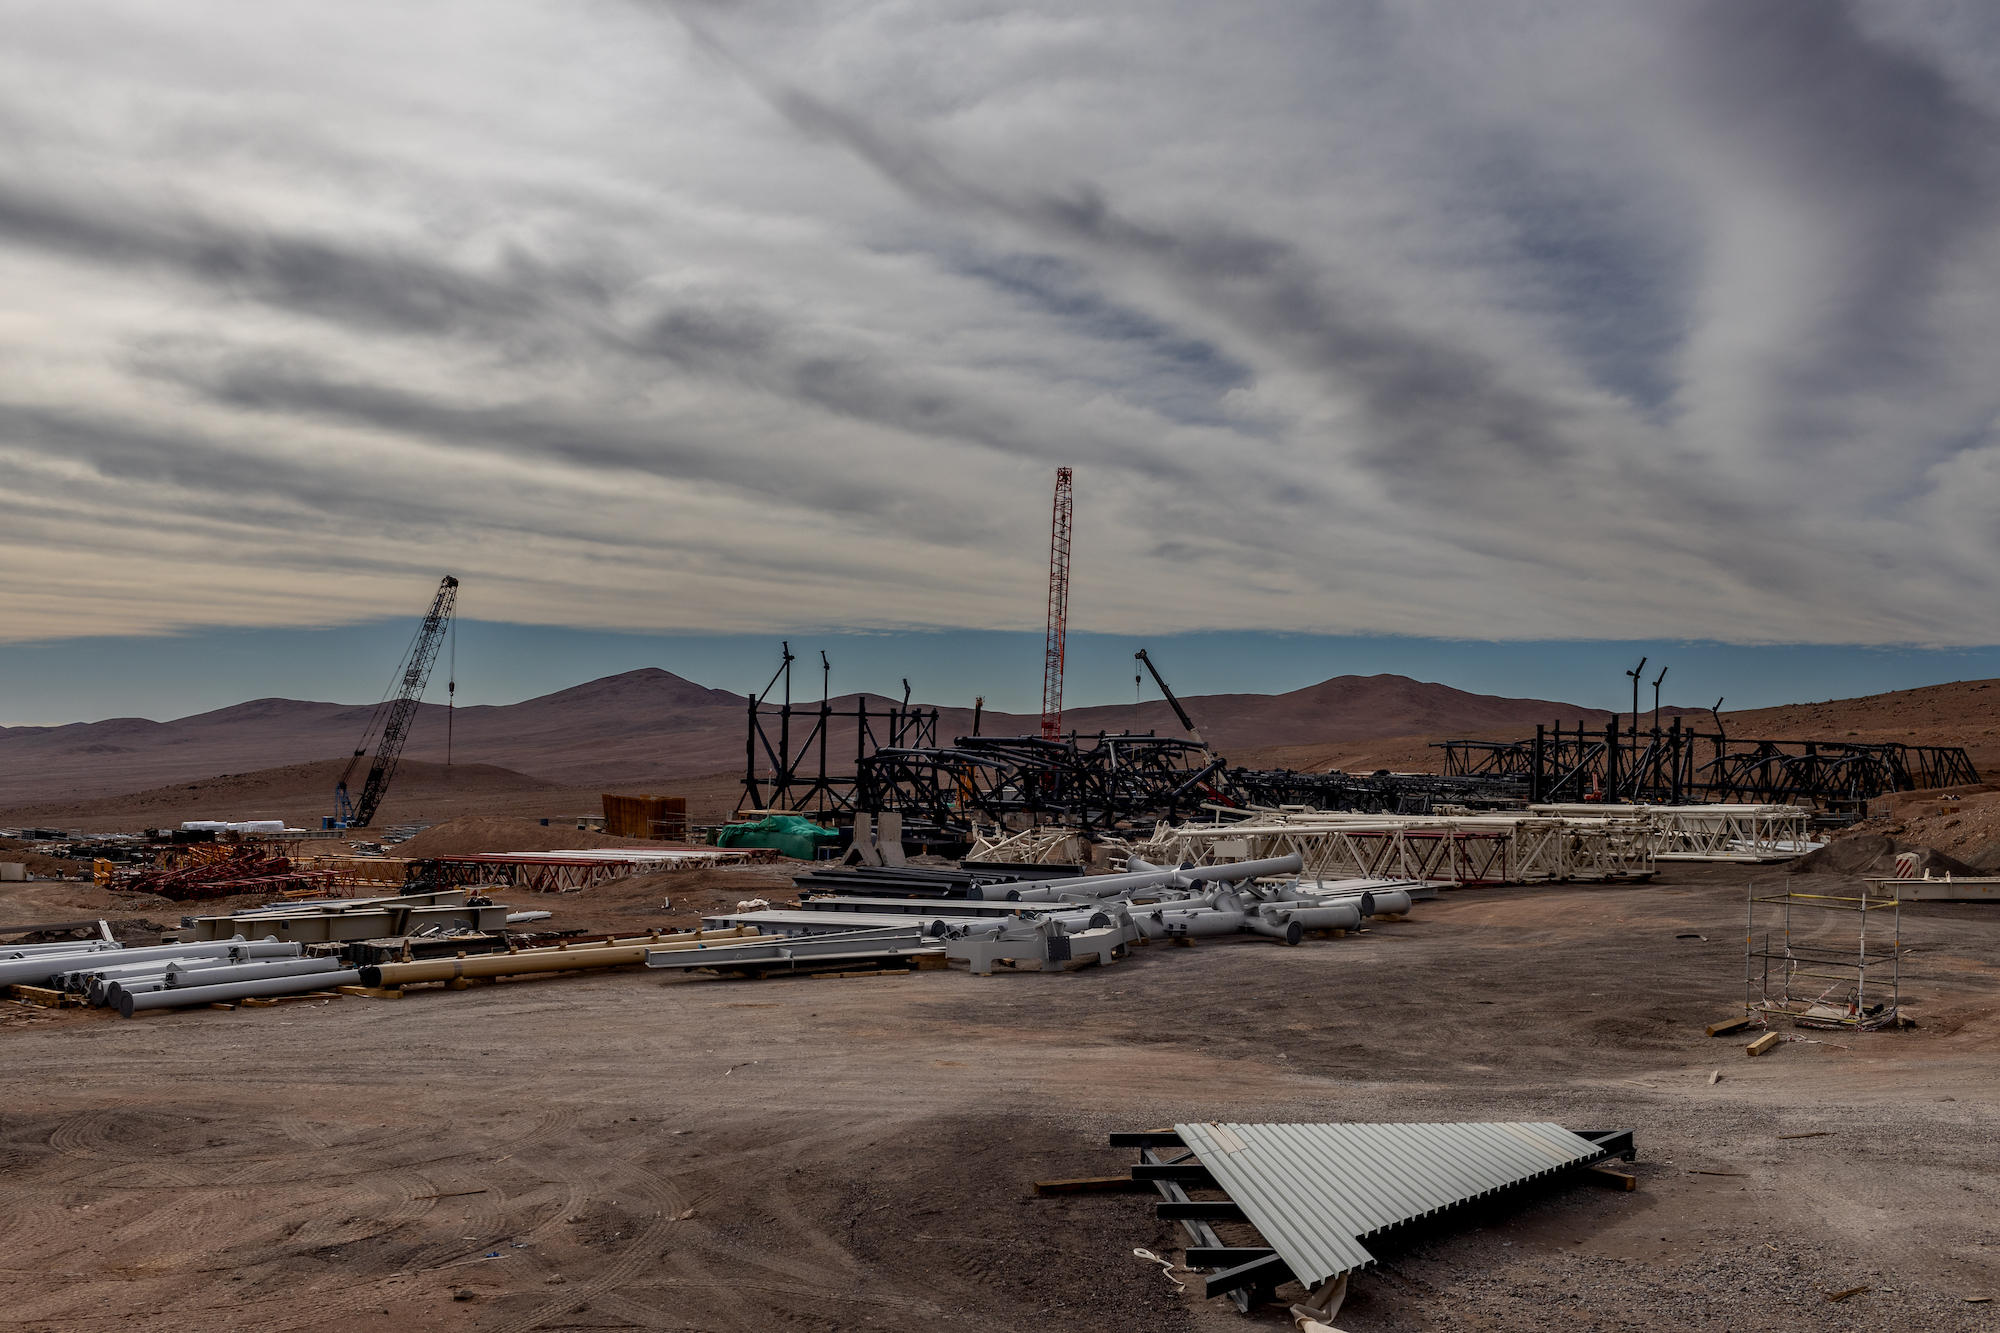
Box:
[481,1162,690,1333]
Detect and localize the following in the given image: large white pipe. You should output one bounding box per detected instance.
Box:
[108,957,347,1003]
[58,941,298,992]
[121,968,362,1017]
[0,937,262,989]
[1258,902,1362,931]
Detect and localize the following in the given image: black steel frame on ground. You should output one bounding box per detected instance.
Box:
[1435,720,1979,810]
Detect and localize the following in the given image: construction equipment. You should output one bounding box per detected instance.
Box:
[1040,468,1073,741]
[334,576,459,828]
[1135,648,1207,750]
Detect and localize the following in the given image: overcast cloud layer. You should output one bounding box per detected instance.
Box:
[5,0,2000,645]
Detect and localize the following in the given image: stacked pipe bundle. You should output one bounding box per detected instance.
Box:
[10,936,360,1017]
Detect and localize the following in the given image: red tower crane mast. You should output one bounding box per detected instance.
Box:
[1040,467,1073,741]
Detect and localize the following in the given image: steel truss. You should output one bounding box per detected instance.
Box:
[1116,812,1655,885]
[1438,719,1978,811]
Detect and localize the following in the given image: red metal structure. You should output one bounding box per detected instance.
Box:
[1040,467,1074,741]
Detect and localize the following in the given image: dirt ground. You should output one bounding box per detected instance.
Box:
[2,859,1996,1333]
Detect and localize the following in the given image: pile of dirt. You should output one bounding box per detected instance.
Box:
[1787,833,1981,878]
[1818,786,2000,871]
[389,815,672,859]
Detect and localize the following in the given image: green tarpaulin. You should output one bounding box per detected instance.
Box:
[716,814,839,861]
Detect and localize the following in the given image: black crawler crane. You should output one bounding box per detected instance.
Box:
[334,576,459,829]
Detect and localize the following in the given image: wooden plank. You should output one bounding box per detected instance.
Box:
[1747,1031,1782,1057]
[1826,1285,1870,1303]
[8,985,83,1009]
[1586,1166,1638,1191]
[1706,1015,1754,1037]
[1030,1176,1149,1196]
[337,986,404,1000]
[808,969,911,980]
[239,992,341,1008]
[1777,1131,1833,1140]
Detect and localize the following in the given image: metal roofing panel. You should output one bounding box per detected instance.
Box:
[1174,1121,1603,1287]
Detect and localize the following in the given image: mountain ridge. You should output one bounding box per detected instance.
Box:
[0,667,1610,806]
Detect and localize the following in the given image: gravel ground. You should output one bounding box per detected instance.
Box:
[0,860,1993,1332]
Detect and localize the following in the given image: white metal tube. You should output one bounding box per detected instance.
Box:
[58,941,299,991]
[121,969,362,1017]
[111,957,348,1001]
[2,937,266,989]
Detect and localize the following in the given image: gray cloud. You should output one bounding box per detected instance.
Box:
[0,0,1998,646]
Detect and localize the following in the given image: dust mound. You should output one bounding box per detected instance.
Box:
[390,815,667,859]
[1787,835,1980,878]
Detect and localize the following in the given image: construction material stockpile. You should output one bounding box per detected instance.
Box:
[1,931,358,1015]
[120,844,339,901]
[697,853,1426,975]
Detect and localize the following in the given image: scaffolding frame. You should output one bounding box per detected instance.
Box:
[1744,884,1903,1030]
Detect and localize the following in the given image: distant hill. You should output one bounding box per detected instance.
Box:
[6,667,1993,822]
[0,668,1611,808]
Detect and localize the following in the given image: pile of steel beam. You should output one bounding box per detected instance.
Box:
[177,889,511,943]
[419,848,774,893]
[791,863,1069,900]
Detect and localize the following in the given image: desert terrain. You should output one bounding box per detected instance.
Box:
[2,676,1996,1330]
[1,857,1995,1332]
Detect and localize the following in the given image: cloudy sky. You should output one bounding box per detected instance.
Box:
[6,1,2000,718]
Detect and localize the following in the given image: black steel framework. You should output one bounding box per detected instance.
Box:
[858,733,1223,833]
[1219,767,1528,815]
[1436,718,1979,811]
[740,645,939,817]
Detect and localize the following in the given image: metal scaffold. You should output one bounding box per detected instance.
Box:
[1744,884,1905,1030]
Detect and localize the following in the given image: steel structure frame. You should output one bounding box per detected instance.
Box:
[1745,886,1904,1030]
[1439,720,1977,811]
[740,645,939,816]
[855,733,1222,834]
[1116,812,1656,885]
[1530,803,1817,861]
[1221,767,1527,815]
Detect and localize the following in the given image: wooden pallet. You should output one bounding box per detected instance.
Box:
[8,985,83,1009]
[238,991,342,1008]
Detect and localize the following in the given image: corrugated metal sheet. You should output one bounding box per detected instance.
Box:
[1174,1121,1603,1286]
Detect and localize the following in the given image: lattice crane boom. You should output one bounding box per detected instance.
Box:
[1040,467,1073,741]
[335,575,459,828]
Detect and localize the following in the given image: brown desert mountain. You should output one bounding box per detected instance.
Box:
[0,668,1611,813]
